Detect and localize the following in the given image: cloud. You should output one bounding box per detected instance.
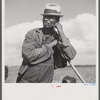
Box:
[61,13,97,65]
[5,21,43,66]
[5,13,97,66]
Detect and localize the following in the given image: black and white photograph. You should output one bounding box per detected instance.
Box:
[2,0,98,100]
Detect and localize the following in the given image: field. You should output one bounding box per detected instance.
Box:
[5,65,96,83]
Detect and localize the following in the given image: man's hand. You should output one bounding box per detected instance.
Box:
[48,40,57,48]
[54,23,70,46]
[54,22,65,41]
[54,23,64,34]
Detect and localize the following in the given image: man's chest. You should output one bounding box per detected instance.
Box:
[33,29,55,47]
[42,35,55,44]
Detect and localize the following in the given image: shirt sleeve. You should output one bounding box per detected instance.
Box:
[22,30,54,64]
[56,35,77,60]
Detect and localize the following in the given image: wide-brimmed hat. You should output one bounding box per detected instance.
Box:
[41,3,63,17]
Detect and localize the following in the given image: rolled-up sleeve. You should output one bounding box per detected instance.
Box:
[22,30,53,64]
[57,36,77,60]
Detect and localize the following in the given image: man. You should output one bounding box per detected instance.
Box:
[5,66,8,80]
[16,3,76,83]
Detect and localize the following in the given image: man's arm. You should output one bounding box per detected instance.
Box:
[54,23,77,60]
[22,29,57,65]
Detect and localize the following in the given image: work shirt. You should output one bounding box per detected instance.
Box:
[16,27,76,83]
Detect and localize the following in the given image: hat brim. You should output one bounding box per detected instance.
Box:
[40,13,63,17]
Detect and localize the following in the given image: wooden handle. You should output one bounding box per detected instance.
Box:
[68,61,86,83]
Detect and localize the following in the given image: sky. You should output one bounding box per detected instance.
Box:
[4,0,98,66]
[5,0,96,28]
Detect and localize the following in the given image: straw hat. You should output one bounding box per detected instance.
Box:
[41,3,63,17]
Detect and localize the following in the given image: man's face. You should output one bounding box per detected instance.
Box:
[43,15,58,28]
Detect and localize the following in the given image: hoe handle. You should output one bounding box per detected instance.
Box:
[68,61,86,83]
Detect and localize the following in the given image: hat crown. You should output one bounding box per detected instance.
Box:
[45,3,61,13]
[41,3,63,17]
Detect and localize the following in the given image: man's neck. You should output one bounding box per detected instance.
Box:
[42,27,54,35]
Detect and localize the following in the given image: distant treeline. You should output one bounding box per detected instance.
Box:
[5,65,96,68]
[67,65,96,67]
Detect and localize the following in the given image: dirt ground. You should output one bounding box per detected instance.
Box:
[5,65,96,83]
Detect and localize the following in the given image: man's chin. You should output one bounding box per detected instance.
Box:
[44,26,53,28]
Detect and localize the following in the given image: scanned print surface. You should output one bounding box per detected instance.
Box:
[2,0,98,100]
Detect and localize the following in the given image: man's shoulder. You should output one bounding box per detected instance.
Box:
[28,28,43,34]
[25,28,43,38]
